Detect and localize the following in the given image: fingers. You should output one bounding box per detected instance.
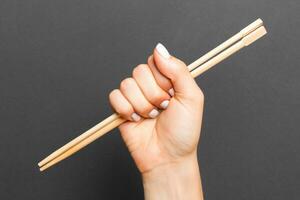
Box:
[119,78,159,119]
[109,89,141,122]
[132,64,170,108]
[109,62,173,121]
[109,43,203,122]
[153,43,203,100]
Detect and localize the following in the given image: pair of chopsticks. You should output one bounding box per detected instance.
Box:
[38,19,267,171]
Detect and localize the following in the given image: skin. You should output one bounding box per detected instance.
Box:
[109,44,204,200]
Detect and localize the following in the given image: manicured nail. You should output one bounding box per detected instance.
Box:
[131,113,141,122]
[148,109,159,118]
[156,43,171,59]
[168,88,174,96]
[160,100,170,109]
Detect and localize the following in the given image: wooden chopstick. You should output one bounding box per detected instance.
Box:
[38,19,264,168]
[187,18,263,71]
[39,117,126,171]
[191,26,267,77]
[39,20,267,171]
[38,113,120,167]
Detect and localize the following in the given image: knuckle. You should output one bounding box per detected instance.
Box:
[132,64,148,77]
[132,68,139,78]
[120,78,134,90]
[109,89,119,100]
[147,55,153,64]
[138,63,148,69]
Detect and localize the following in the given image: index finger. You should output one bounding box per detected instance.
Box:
[147,55,173,95]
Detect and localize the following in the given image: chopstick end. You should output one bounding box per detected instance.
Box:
[241,18,264,36]
[243,26,267,46]
[39,165,47,172]
[38,161,43,167]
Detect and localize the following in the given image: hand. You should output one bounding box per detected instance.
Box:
[109,43,204,199]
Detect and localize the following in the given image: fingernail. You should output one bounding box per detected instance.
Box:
[156,43,171,59]
[168,88,174,96]
[148,109,159,118]
[131,113,141,122]
[160,100,170,109]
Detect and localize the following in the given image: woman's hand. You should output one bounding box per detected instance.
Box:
[109,43,204,200]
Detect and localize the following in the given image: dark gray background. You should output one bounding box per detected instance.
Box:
[0,0,299,199]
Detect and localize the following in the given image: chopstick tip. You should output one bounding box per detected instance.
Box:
[256,18,263,24]
[39,166,47,172]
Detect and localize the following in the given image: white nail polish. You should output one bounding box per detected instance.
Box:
[160,100,170,109]
[131,113,141,122]
[148,109,159,118]
[168,88,174,96]
[156,43,171,59]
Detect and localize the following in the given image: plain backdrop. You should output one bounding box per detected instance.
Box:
[0,0,299,199]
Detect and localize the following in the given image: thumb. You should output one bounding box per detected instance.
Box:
[153,43,199,98]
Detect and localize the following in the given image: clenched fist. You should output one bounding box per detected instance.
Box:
[109,43,204,200]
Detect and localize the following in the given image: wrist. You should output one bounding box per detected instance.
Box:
[142,154,203,200]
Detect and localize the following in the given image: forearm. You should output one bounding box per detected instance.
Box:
[142,154,204,200]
